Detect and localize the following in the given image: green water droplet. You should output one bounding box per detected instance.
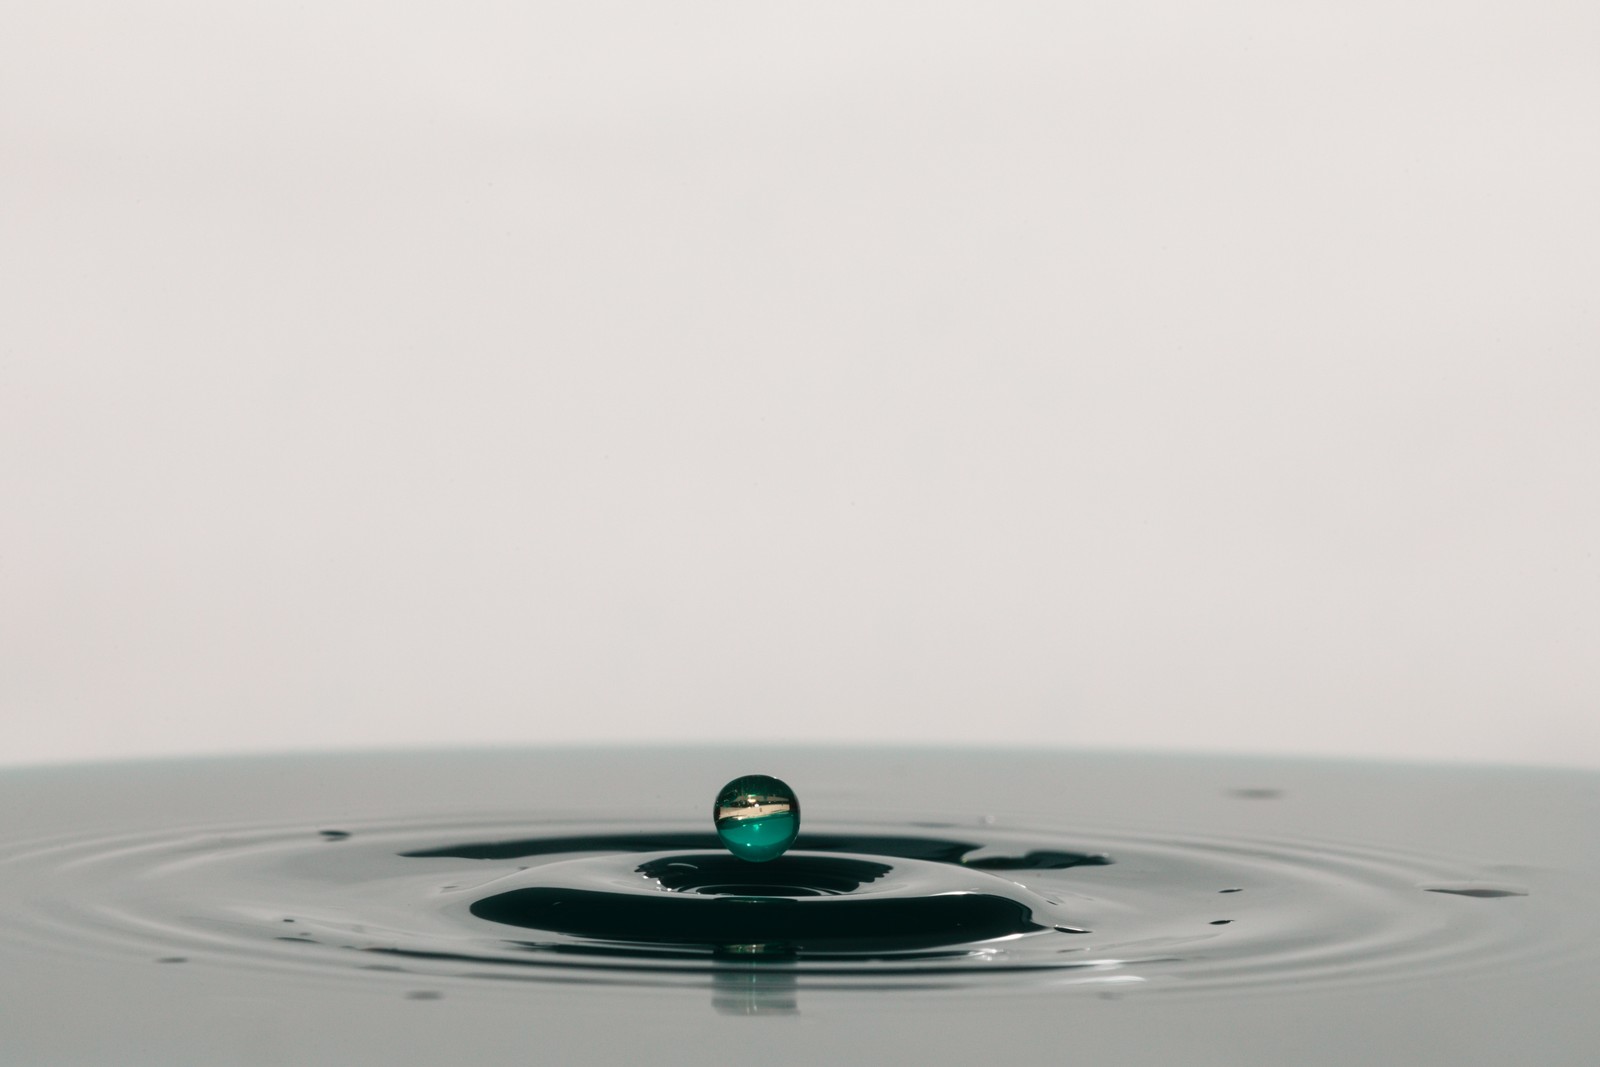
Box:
[714,775,800,863]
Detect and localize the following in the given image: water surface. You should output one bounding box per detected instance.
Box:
[1,749,1596,1065]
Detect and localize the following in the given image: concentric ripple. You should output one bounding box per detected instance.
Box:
[0,812,1553,996]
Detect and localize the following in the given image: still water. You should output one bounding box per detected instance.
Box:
[1,748,1596,1065]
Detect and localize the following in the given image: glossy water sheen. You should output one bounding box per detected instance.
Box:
[1,749,1598,1066]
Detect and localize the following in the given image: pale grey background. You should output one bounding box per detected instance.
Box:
[3,1,1597,768]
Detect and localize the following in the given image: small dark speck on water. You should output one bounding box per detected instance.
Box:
[1220,888,1243,893]
[406,991,443,1001]
[156,957,187,964]
[319,830,351,841]
[1228,789,1283,800]
[1209,920,1233,925]
[1424,885,1528,898]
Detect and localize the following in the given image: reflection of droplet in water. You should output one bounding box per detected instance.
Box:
[714,775,800,863]
[712,949,799,1016]
[318,830,351,841]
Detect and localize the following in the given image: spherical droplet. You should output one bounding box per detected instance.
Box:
[714,775,800,863]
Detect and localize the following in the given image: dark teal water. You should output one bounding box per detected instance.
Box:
[1,749,1597,1065]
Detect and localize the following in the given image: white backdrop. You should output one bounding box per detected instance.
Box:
[3,2,1597,768]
